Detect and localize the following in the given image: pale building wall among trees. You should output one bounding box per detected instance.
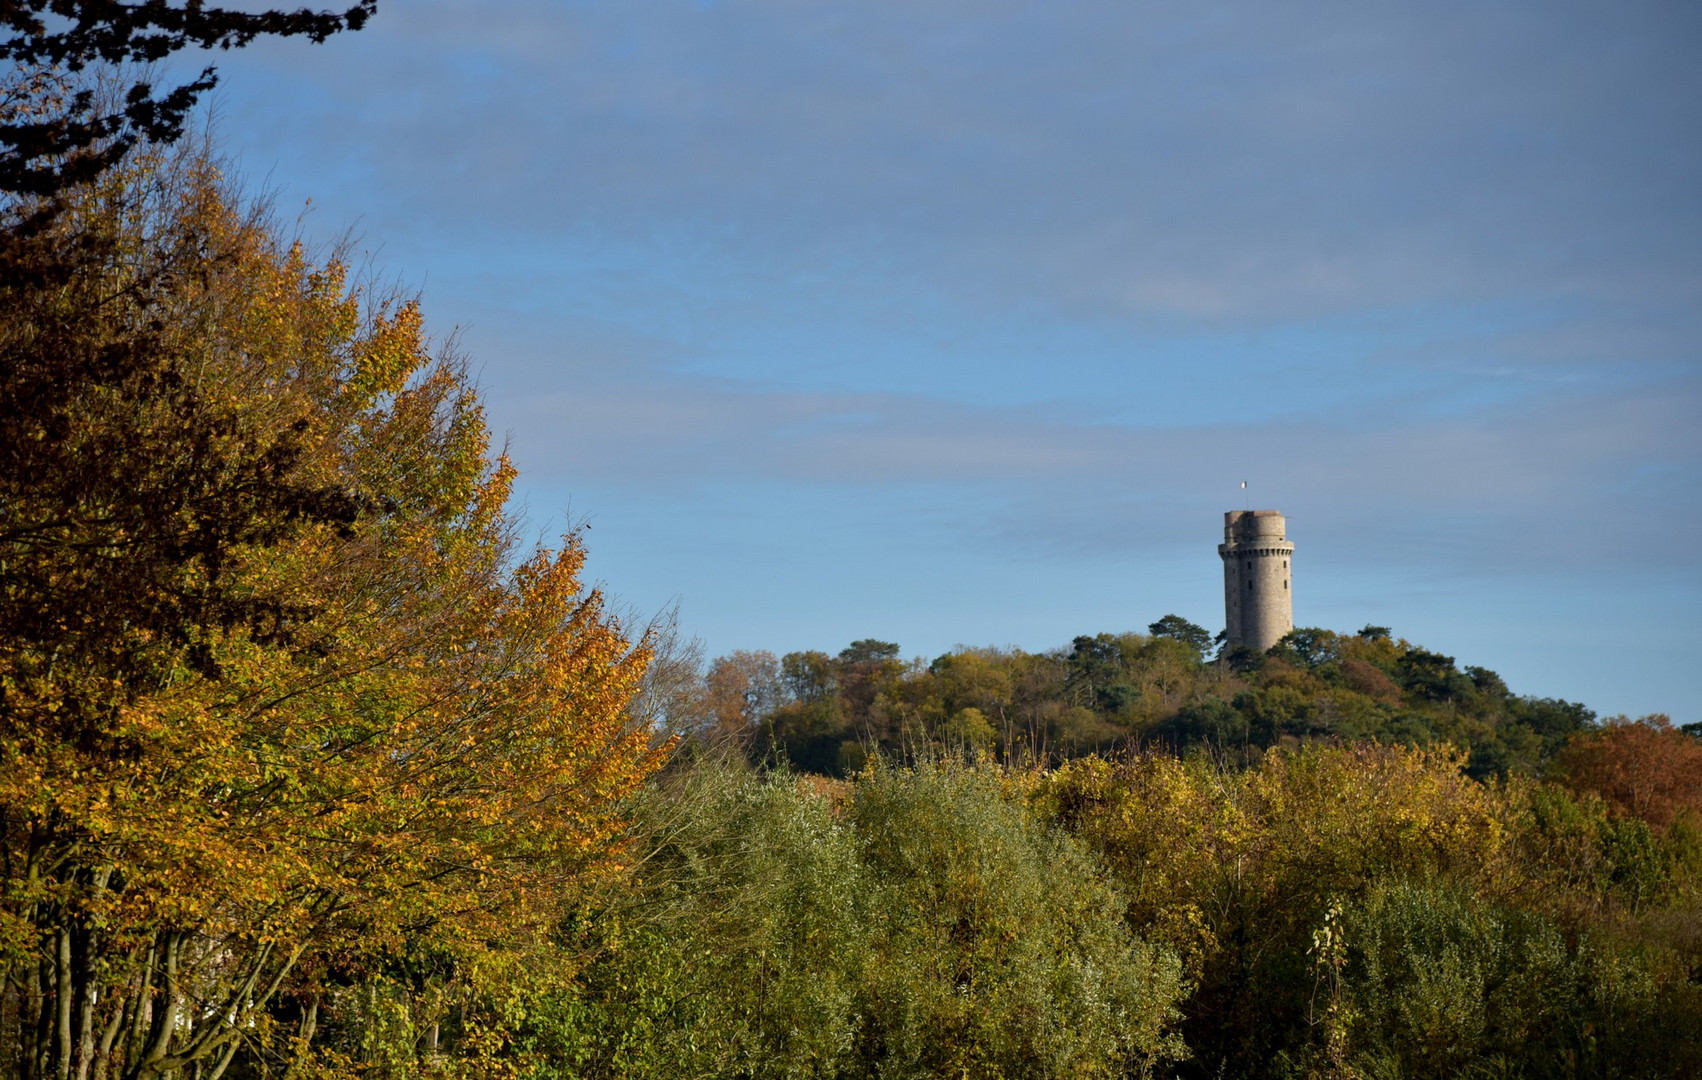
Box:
[1219,509,1294,651]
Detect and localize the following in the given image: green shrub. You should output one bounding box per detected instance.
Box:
[851,763,1186,1079]
[520,760,1186,1079]
[1340,881,1700,1079]
[520,763,868,1079]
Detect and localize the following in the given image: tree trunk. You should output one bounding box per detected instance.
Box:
[72,866,114,1080]
[201,1039,238,1080]
[127,933,181,1080]
[91,996,125,1080]
[282,995,318,1080]
[55,929,73,1080]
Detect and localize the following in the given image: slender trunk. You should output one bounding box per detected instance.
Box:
[174,941,268,1067]
[17,899,35,1078]
[55,930,73,1080]
[23,922,57,1080]
[136,939,305,1080]
[23,953,44,1080]
[282,995,317,1080]
[72,866,114,1080]
[73,996,94,1080]
[72,947,94,1080]
[128,933,181,1080]
[119,937,157,1075]
[201,1040,238,1080]
[72,995,94,1080]
[91,996,125,1080]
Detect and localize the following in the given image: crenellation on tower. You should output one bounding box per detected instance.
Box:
[1219,509,1293,653]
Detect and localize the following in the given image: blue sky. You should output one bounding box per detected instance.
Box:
[210,0,1699,719]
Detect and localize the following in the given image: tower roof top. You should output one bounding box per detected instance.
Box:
[1224,508,1288,542]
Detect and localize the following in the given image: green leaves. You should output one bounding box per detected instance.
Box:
[519,761,1187,1080]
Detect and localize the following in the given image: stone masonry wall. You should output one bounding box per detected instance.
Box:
[1218,510,1294,652]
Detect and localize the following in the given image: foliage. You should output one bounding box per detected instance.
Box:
[516,762,869,1079]
[1148,615,1213,661]
[701,649,783,746]
[1032,743,1702,1079]
[447,742,1702,1079]
[851,763,1185,1079]
[509,760,1187,1080]
[673,623,1598,779]
[1557,714,1702,832]
[0,147,662,1078]
[1339,881,1700,1078]
[1033,744,1510,1075]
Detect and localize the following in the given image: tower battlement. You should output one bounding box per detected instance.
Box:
[1219,510,1293,652]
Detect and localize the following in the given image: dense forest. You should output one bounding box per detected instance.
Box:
[4,11,1701,1078]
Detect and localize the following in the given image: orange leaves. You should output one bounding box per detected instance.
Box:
[1557,714,1702,833]
[346,299,425,409]
[1,146,663,1076]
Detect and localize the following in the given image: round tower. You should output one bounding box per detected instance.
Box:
[1219,510,1293,653]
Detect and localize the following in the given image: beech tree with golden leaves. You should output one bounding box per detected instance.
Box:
[0,144,664,1079]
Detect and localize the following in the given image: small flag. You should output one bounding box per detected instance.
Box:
[1240,481,1247,489]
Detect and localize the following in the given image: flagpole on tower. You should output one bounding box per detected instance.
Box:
[1241,480,1248,511]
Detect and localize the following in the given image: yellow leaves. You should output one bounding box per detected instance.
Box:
[2,144,667,1069]
[346,299,426,408]
[1033,743,1523,985]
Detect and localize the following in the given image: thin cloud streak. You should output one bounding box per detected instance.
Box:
[498,367,1699,574]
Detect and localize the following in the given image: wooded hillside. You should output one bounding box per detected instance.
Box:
[673,620,1615,781]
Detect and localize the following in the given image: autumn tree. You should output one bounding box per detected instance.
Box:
[701,649,782,744]
[1558,714,1702,832]
[0,146,662,1079]
[1035,745,1518,1076]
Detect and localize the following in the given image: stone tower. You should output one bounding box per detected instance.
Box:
[1219,510,1293,652]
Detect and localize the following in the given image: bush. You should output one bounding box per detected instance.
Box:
[1340,881,1701,1079]
[521,760,1187,1079]
[520,763,867,1079]
[851,763,1185,1078]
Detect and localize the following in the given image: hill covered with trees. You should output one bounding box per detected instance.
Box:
[676,619,1609,781]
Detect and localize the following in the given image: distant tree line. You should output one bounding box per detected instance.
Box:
[662,618,1617,782]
